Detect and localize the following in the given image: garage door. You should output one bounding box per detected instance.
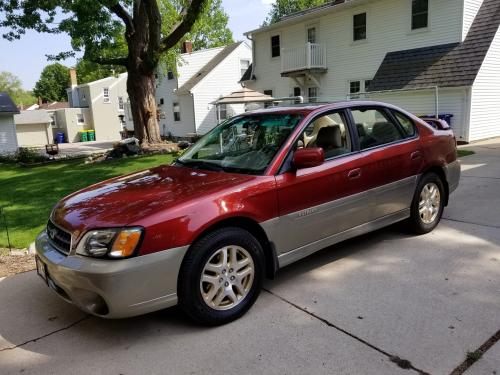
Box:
[16,123,50,147]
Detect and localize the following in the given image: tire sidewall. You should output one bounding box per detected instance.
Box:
[179,227,265,325]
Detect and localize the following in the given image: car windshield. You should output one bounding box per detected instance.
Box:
[177,113,303,175]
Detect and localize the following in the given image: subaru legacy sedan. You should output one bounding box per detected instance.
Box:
[35,101,460,325]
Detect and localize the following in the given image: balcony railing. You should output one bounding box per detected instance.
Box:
[281,43,327,74]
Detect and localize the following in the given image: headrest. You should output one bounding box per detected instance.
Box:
[356,123,366,137]
[316,126,342,149]
[372,122,399,143]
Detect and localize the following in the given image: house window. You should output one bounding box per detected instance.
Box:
[240,59,250,78]
[76,114,85,124]
[293,87,301,103]
[412,0,428,30]
[219,104,228,121]
[103,87,110,103]
[271,35,280,58]
[49,114,57,128]
[307,27,316,43]
[159,98,164,105]
[263,89,273,108]
[118,96,124,110]
[173,102,180,121]
[308,87,318,103]
[364,80,373,92]
[353,13,367,41]
[167,71,174,80]
[350,81,361,98]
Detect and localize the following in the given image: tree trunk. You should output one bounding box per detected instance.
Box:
[126,68,161,145]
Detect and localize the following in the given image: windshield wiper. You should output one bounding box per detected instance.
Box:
[176,159,225,172]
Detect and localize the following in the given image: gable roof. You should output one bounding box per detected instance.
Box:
[369,0,500,91]
[177,42,243,94]
[37,101,69,110]
[14,110,52,125]
[0,92,20,114]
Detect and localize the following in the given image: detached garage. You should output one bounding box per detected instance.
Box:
[14,110,52,147]
[0,92,19,154]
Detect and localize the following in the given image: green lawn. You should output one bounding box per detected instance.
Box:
[0,154,175,249]
[457,149,475,158]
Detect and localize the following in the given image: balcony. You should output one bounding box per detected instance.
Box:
[281,43,328,77]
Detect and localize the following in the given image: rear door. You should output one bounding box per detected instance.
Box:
[349,106,423,220]
[271,109,370,255]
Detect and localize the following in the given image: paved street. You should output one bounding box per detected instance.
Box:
[1,140,499,375]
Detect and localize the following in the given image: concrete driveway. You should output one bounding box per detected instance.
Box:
[1,140,499,375]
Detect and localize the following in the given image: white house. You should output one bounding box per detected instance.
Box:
[0,92,19,154]
[243,0,500,143]
[154,41,252,137]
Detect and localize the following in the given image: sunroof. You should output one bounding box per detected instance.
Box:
[0,92,18,113]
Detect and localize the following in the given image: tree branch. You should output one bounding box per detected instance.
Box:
[92,56,129,67]
[101,1,135,36]
[159,0,208,53]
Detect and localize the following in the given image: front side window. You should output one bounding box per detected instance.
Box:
[351,108,403,149]
[103,87,110,103]
[173,103,180,121]
[271,35,280,58]
[353,13,367,41]
[299,111,352,159]
[393,110,417,137]
[178,113,303,175]
[412,0,428,30]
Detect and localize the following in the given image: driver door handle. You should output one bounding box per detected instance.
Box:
[347,168,362,180]
[411,151,422,160]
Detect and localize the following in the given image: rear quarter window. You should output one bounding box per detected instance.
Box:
[392,111,417,138]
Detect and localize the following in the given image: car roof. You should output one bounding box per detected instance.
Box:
[245,100,399,116]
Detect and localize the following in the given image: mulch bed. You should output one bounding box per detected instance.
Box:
[0,249,36,277]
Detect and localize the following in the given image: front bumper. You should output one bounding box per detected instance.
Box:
[35,231,189,318]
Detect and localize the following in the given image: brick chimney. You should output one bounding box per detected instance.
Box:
[69,68,78,87]
[181,41,193,54]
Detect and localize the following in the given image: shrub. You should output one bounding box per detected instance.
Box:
[15,148,47,164]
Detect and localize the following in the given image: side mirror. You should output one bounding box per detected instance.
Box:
[293,147,324,169]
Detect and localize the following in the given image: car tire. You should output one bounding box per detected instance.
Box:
[407,172,446,234]
[178,227,265,326]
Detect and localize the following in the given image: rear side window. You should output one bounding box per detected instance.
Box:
[351,108,403,150]
[392,110,416,138]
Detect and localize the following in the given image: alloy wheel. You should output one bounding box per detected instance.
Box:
[419,182,441,224]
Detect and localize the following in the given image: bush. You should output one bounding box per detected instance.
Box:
[15,148,47,164]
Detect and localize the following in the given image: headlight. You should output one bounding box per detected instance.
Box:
[76,227,143,258]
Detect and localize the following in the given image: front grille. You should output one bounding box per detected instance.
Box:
[46,220,72,255]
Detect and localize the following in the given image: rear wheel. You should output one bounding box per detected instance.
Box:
[407,172,446,234]
[178,227,264,325]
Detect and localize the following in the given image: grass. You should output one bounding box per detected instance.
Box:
[0,154,175,249]
[457,149,475,157]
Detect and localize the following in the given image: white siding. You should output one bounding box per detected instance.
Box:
[16,123,51,147]
[248,0,464,101]
[192,43,253,134]
[462,0,484,40]
[366,88,468,141]
[469,27,500,142]
[0,115,18,153]
[177,47,224,87]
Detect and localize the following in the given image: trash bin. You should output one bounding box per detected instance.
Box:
[80,131,88,142]
[87,130,95,141]
[55,132,65,144]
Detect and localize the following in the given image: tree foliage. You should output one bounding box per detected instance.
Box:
[0,71,36,107]
[265,0,329,25]
[33,63,70,102]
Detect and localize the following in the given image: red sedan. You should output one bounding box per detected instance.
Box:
[35,101,460,325]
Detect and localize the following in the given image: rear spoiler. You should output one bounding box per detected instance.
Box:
[419,117,451,130]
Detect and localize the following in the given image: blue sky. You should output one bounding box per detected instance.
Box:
[0,0,274,90]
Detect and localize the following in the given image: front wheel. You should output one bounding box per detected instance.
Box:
[178,227,265,325]
[407,172,446,234]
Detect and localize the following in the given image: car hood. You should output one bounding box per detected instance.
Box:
[51,164,255,237]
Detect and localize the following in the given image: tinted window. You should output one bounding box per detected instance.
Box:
[393,111,416,137]
[271,35,280,57]
[351,108,403,149]
[299,112,352,159]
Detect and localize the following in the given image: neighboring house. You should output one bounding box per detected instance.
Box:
[0,92,19,154]
[64,71,129,142]
[243,0,500,143]
[14,110,52,147]
[154,41,252,137]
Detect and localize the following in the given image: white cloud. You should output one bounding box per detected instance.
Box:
[261,0,276,5]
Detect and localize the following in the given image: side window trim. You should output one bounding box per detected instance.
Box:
[389,109,419,139]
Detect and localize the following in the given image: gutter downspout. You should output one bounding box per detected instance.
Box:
[245,33,256,84]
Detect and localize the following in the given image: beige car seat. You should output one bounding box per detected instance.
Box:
[304,116,338,147]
